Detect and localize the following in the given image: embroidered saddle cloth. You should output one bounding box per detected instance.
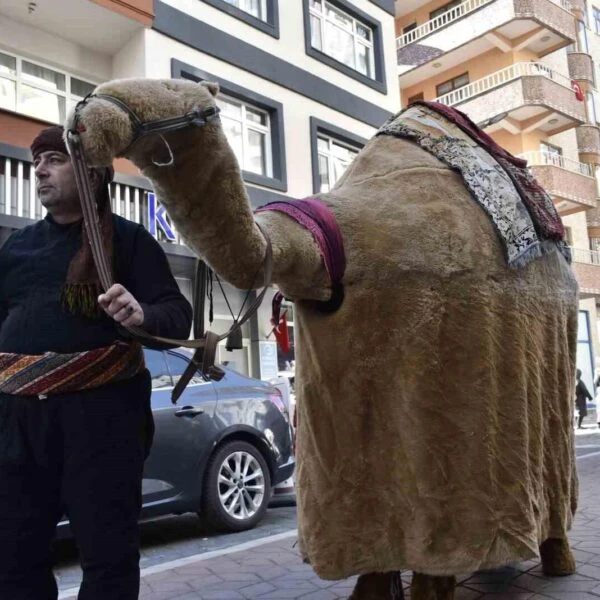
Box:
[377,102,570,268]
[0,342,144,397]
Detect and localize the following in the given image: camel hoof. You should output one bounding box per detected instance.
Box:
[411,572,456,600]
[348,572,403,599]
[540,538,576,576]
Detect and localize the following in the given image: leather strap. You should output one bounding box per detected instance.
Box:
[65,130,273,396]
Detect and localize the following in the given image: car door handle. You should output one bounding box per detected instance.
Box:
[174,406,205,418]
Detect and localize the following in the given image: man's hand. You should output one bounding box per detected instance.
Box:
[98,284,144,328]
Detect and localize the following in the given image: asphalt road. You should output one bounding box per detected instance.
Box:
[53,427,600,593]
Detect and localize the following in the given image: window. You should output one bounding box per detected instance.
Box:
[594,7,600,35]
[165,352,206,387]
[317,135,359,192]
[223,0,266,19]
[143,350,173,390]
[219,95,272,177]
[201,0,279,37]
[540,142,562,166]
[309,0,374,78]
[578,20,590,52]
[310,117,366,194]
[565,226,574,247]
[303,0,386,92]
[436,72,469,98]
[430,0,462,21]
[0,50,95,124]
[407,92,424,105]
[403,22,417,34]
[586,91,598,124]
[173,59,287,192]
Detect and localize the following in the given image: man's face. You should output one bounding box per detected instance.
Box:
[33,150,80,215]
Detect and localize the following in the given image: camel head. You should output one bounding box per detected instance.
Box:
[65,77,221,168]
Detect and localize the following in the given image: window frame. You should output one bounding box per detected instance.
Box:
[594,6,600,35]
[310,117,366,194]
[200,0,280,38]
[407,92,424,105]
[429,0,463,20]
[435,72,470,97]
[0,49,96,125]
[302,0,387,94]
[172,59,287,192]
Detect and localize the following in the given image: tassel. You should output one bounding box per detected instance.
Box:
[60,283,103,319]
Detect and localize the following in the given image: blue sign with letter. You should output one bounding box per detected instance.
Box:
[147,192,176,241]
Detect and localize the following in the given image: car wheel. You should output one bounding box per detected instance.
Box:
[201,440,271,532]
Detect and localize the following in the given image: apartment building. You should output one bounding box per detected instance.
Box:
[0,0,399,378]
[395,0,600,388]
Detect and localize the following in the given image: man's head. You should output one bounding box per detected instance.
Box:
[577,369,582,380]
[31,125,114,221]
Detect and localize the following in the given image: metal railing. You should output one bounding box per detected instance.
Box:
[396,0,495,48]
[570,246,600,264]
[434,62,573,107]
[0,154,182,244]
[396,0,572,48]
[519,151,594,177]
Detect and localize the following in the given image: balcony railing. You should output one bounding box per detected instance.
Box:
[570,246,600,264]
[397,0,495,48]
[0,154,182,244]
[396,0,572,48]
[434,62,574,107]
[519,151,594,177]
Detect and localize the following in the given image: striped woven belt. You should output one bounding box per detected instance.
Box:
[0,342,144,397]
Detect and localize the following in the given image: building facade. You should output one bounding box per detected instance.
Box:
[0,0,399,378]
[395,0,600,390]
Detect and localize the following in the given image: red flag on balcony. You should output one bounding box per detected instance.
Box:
[271,311,290,353]
[572,81,584,101]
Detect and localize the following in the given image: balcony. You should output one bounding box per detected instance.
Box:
[570,247,600,297]
[434,62,586,134]
[0,0,153,54]
[519,151,597,215]
[577,125,600,165]
[397,0,576,88]
[568,52,595,89]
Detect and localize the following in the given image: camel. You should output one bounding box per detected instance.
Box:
[66,77,579,600]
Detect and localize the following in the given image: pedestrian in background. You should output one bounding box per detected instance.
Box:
[576,369,592,430]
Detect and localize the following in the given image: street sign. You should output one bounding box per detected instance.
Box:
[147,192,176,241]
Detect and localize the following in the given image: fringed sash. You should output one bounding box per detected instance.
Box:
[377,102,571,268]
[0,342,144,397]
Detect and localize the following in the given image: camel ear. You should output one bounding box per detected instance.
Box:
[201,81,219,97]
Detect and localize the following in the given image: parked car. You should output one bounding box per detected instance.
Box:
[57,348,295,536]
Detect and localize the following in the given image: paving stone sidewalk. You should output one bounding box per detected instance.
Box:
[132,452,600,600]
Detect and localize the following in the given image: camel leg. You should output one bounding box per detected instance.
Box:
[411,572,456,600]
[348,572,404,599]
[539,538,576,576]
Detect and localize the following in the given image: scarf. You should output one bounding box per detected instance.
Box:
[31,125,115,318]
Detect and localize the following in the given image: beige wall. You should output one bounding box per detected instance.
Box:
[145,29,382,200]
[0,15,112,82]
[162,0,400,113]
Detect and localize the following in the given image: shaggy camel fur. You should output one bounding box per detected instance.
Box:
[67,78,579,600]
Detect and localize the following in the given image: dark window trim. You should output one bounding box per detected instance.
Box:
[368,0,394,14]
[200,0,280,38]
[172,59,287,193]
[309,117,367,194]
[302,0,387,94]
[155,2,392,128]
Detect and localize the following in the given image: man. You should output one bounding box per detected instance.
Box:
[0,126,192,599]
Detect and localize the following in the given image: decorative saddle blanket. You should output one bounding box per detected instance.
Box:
[377,102,571,268]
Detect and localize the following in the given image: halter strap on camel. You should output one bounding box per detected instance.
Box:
[65,94,273,403]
